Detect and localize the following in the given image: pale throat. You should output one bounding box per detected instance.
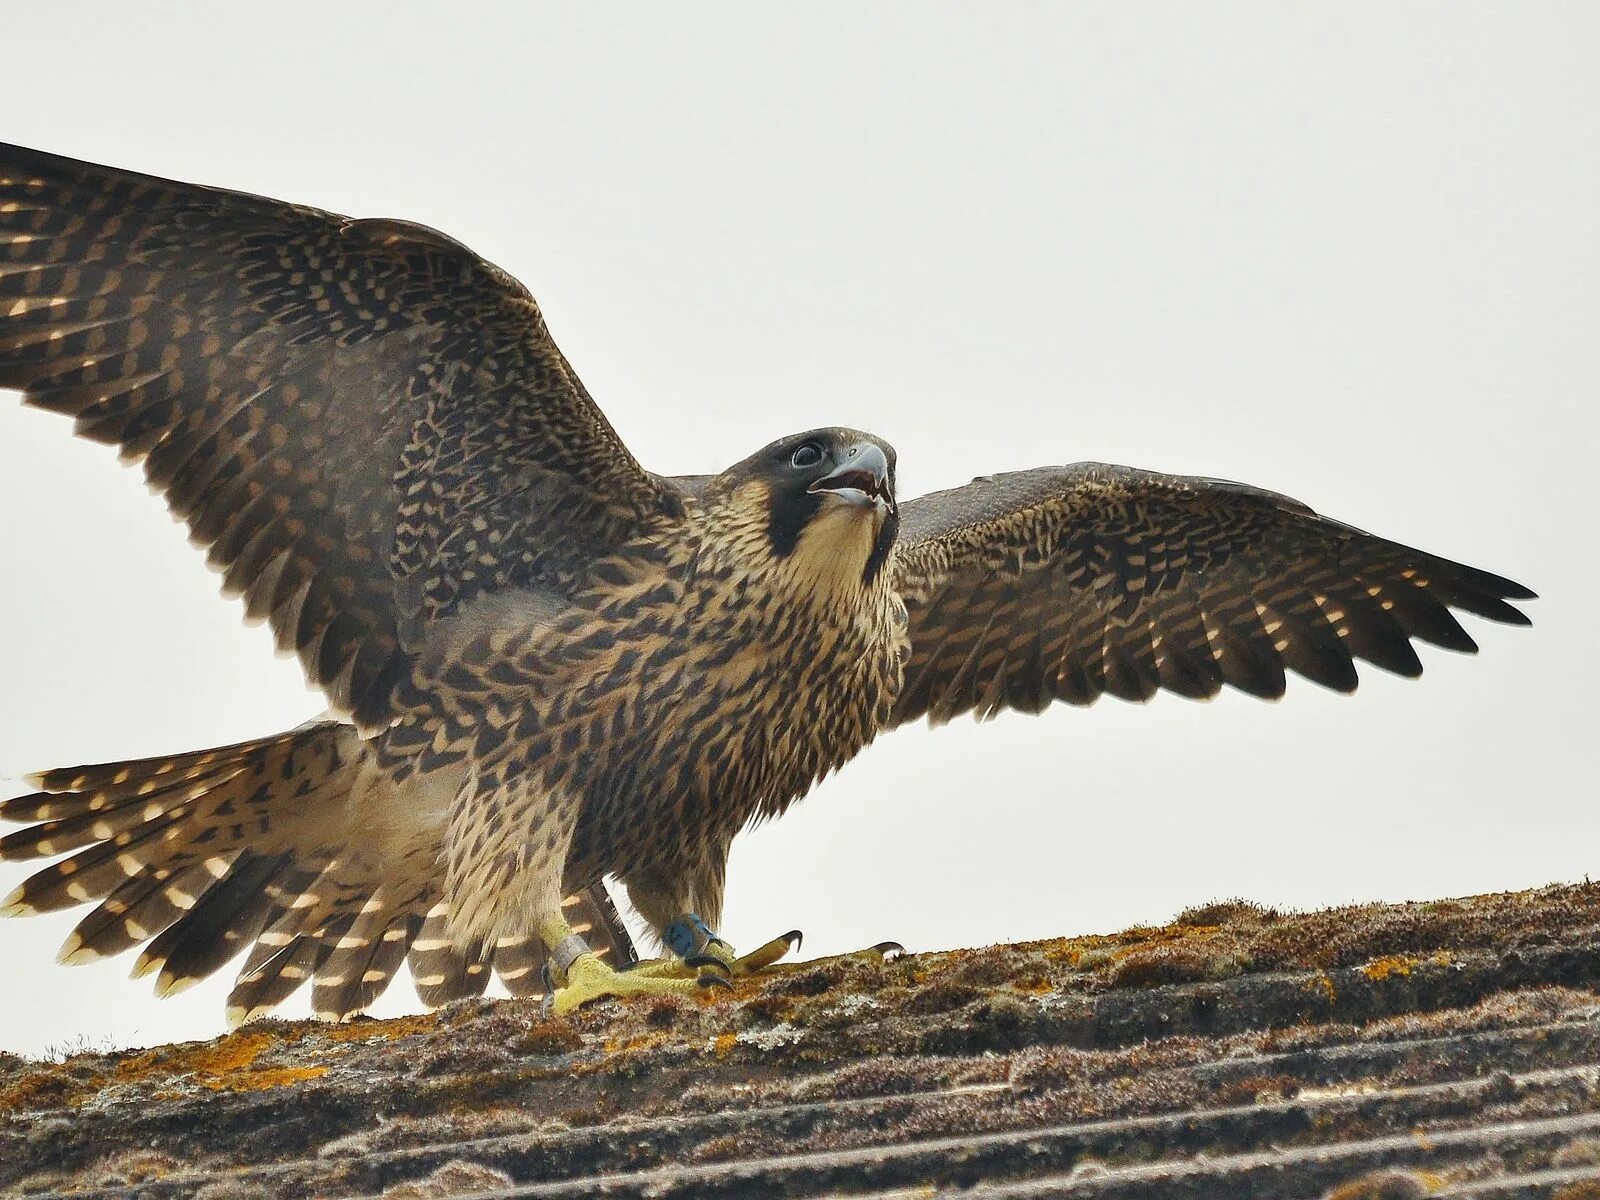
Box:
[781,500,889,612]
[695,481,891,616]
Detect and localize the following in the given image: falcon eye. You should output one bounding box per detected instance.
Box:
[790,442,824,469]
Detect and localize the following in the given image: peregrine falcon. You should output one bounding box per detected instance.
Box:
[0,144,1534,1020]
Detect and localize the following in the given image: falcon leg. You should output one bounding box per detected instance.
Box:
[537,912,729,1017]
[441,766,732,1016]
[620,863,809,980]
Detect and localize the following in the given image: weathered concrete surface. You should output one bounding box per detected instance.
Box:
[4,883,1600,1198]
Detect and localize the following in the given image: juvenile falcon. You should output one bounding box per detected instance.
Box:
[0,145,1534,1020]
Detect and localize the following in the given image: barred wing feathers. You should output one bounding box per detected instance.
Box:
[0,143,674,727]
[890,464,1533,727]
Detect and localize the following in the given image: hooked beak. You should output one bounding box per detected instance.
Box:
[808,442,895,516]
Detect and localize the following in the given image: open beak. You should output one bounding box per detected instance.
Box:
[808,442,895,516]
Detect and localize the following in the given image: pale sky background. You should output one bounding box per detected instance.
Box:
[0,4,1593,1058]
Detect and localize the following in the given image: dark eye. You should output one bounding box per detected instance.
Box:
[790,442,824,469]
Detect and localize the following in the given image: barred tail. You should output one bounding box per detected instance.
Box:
[1,722,634,1023]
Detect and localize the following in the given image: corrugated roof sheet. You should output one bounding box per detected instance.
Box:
[5,883,1600,1198]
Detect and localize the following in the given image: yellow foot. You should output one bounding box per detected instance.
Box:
[631,926,904,982]
[726,929,806,975]
[546,951,730,1016]
[628,926,804,982]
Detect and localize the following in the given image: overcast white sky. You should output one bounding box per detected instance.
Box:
[1,4,1594,1057]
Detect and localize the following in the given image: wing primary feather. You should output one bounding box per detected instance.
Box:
[891,463,1530,727]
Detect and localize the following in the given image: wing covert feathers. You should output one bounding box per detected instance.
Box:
[891,463,1533,727]
[0,141,672,727]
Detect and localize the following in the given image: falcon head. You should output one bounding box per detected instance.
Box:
[714,427,900,597]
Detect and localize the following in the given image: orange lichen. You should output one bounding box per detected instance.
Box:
[107,1025,336,1096]
[1012,974,1055,995]
[325,1013,437,1044]
[2,1025,329,1114]
[204,1065,328,1093]
[0,1069,79,1113]
[1361,956,1416,981]
[115,1031,278,1083]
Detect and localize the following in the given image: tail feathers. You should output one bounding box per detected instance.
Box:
[311,906,420,1024]
[406,885,637,1008]
[0,723,359,920]
[224,856,420,1025]
[309,867,434,1022]
[21,728,320,798]
[491,934,550,997]
[136,851,297,995]
[0,768,244,859]
[1,801,207,915]
[238,865,347,980]
[2,723,364,1010]
[227,933,330,1024]
[408,901,493,1008]
[58,860,222,965]
[5,722,638,1023]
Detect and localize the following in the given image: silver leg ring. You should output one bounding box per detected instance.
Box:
[550,932,591,976]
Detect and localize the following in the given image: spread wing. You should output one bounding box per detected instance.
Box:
[0,143,678,728]
[889,463,1534,727]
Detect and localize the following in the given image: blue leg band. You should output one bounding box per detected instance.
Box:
[663,912,716,957]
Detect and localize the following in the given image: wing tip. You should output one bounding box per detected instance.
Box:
[1497,604,1534,626]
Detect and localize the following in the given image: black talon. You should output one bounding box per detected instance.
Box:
[783,929,804,952]
[537,960,559,1017]
[685,953,731,974]
[696,972,734,991]
[871,940,905,959]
